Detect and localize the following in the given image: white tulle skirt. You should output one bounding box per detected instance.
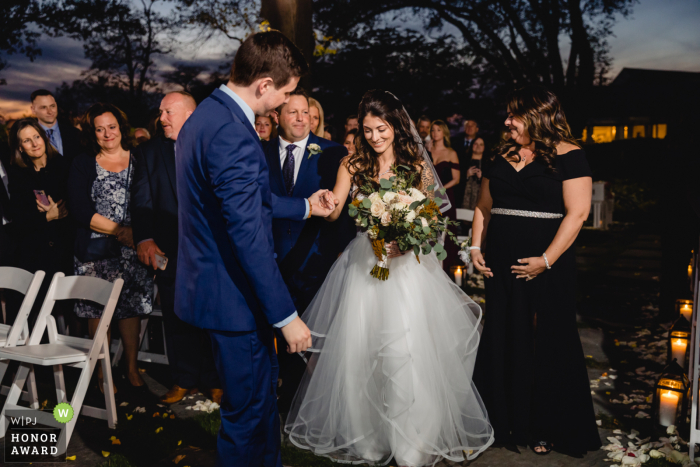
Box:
[284,233,494,466]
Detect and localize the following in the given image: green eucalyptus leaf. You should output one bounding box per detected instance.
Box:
[362,198,372,209]
[427,184,436,191]
[413,245,420,256]
[438,187,446,195]
[380,178,393,189]
[433,243,445,253]
[422,226,430,235]
[409,200,421,211]
[422,244,432,255]
[437,250,447,261]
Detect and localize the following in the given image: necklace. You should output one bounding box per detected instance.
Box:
[379,169,393,177]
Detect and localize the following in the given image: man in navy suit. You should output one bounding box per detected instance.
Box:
[132,91,222,406]
[175,31,333,466]
[265,88,354,413]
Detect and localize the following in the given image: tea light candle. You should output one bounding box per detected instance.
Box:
[454,267,463,287]
[680,303,692,322]
[671,339,688,368]
[659,390,679,426]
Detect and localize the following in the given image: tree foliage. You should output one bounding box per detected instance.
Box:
[313,28,481,124]
[175,0,261,45]
[314,0,637,92]
[0,0,45,85]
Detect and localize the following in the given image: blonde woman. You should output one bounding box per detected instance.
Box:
[309,97,325,138]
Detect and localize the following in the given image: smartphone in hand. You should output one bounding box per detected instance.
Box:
[155,253,168,271]
[33,190,50,206]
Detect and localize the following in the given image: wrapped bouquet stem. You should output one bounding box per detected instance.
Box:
[370,239,391,280]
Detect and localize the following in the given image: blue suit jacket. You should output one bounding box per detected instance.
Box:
[174,88,296,331]
[265,133,354,311]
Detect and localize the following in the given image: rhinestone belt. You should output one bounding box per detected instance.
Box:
[491,208,563,219]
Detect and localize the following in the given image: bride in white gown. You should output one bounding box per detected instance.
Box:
[284,90,494,467]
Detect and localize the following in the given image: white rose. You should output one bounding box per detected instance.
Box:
[421,218,429,227]
[369,192,381,203]
[399,194,413,205]
[356,193,367,201]
[406,211,416,222]
[380,212,392,226]
[383,192,398,203]
[409,188,426,202]
[370,199,386,217]
[391,202,407,212]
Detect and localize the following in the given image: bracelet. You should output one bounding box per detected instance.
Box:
[469,246,481,251]
[307,199,313,219]
[543,252,551,269]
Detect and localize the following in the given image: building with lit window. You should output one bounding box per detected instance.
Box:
[582,68,700,144]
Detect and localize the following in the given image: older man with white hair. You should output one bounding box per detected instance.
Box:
[131,91,222,404]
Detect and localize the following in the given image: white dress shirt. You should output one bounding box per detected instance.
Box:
[279,134,310,185]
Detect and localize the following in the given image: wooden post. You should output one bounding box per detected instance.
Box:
[261,0,314,89]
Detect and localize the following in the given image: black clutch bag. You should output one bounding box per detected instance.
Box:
[77,236,123,262]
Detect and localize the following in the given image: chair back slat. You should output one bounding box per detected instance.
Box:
[3,269,45,347]
[53,276,115,305]
[0,267,36,294]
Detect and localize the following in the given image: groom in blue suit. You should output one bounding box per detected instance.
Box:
[175,32,330,467]
[265,88,355,413]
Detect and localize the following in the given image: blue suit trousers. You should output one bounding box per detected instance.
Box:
[209,328,282,467]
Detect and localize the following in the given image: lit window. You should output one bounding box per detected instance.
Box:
[590,126,616,143]
[632,125,645,138]
[624,126,629,139]
[582,128,588,142]
[653,124,667,139]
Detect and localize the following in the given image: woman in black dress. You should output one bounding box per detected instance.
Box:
[6,119,74,330]
[471,86,600,456]
[429,120,460,274]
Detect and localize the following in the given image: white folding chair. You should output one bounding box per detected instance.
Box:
[456,209,475,274]
[0,273,124,454]
[111,284,168,366]
[0,267,45,405]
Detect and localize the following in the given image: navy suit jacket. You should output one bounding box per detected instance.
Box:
[265,133,353,311]
[174,88,296,331]
[131,136,179,279]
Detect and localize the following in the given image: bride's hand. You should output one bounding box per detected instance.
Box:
[386,241,406,259]
[471,250,493,278]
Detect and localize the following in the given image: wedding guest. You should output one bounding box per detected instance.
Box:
[309,97,325,138]
[255,115,277,141]
[324,124,335,141]
[344,114,359,135]
[471,86,599,456]
[343,128,357,155]
[264,87,352,415]
[68,103,153,393]
[133,128,151,145]
[30,89,82,162]
[5,119,73,330]
[461,137,486,210]
[430,120,460,275]
[417,115,431,144]
[453,118,479,204]
[132,91,222,405]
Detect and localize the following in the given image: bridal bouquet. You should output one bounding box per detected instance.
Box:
[348,166,460,280]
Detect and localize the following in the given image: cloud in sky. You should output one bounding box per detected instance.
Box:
[1,0,699,118]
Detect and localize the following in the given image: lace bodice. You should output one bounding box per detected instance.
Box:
[350,161,436,201]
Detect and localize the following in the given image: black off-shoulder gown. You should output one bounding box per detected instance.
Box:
[473,150,602,456]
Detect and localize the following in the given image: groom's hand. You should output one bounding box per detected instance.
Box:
[281,317,312,353]
[308,189,338,218]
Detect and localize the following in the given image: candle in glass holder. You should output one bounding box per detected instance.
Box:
[671,338,688,368]
[680,303,693,322]
[689,264,693,281]
[659,390,679,426]
[454,267,463,287]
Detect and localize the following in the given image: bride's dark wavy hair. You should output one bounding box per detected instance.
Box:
[494,85,579,172]
[347,90,424,189]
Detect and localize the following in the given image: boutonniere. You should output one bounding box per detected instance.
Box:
[307,143,322,159]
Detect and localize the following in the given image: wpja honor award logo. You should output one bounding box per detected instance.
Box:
[3,405,70,463]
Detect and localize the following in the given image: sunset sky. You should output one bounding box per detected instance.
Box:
[1,0,699,119]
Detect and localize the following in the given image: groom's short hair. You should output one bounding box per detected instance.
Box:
[230,30,309,89]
